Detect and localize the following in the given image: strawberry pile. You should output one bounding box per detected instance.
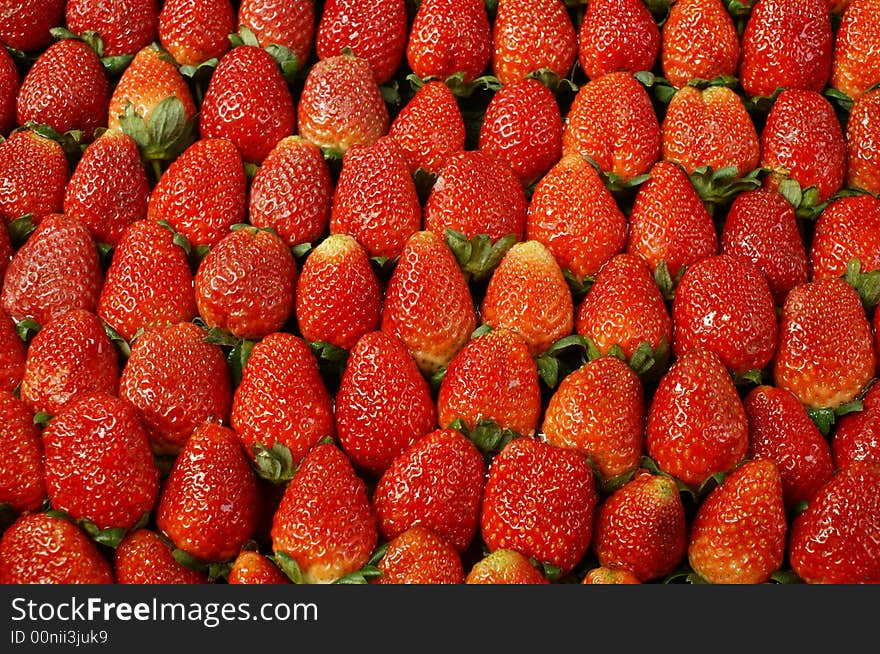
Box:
[1,0,880,586]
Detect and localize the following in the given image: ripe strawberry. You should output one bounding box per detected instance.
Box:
[65,0,159,57]
[0,390,45,512]
[231,332,335,464]
[720,189,809,307]
[847,89,880,195]
[561,71,661,183]
[832,403,880,468]
[238,0,314,66]
[491,0,577,86]
[577,0,660,81]
[119,321,232,454]
[466,549,549,584]
[115,529,209,584]
[271,442,377,584]
[406,0,491,83]
[297,52,389,157]
[295,234,381,351]
[810,195,880,279]
[424,150,527,242]
[830,0,880,101]
[592,471,687,582]
[646,347,749,488]
[790,461,880,583]
[194,226,297,340]
[582,567,641,584]
[372,526,464,584]
[660,0,740,89]
[0,0,64,52]
[0,512,113,584]
[228,550,290,584]
[478,77,563,187]
[372,428,485,552]
[0,226,9,279]
[481,437,597,576]
[739,0,832,97]
[381,230,477,376]
[773,277,875,410]
[329,136,421,260]
[248,136,332,247]
[157,422,260,563]
[542,356,646,481]
[744,385,835,508]
[97,219,198,342]
[157,0,235,67]
[0,309,25,392]
[0,129,68,225]
[760,90,846,204]
[0,45,19,136]
[437,328,541,437]
[146,137,246,249]
[1,213,102,327]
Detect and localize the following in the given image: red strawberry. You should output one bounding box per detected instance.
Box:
[646,347,749,488]
[114,529,209,584]
[466,549,549,584]
[0,309,26,392]
[773,277,875,410]
[789,461,880,583]
[118,321,232,454]
[157,0,235,67]
[592,471,687,582]
[194,226,297,340]
[228,550,290,584]
[830,0,880,100]
[0,390,45,512]
[1,213,102,327]
[335,331,437,477]
[248,136,332,248]
[97,219,198,342]
[0,45,20,136]
[660,0,740,89]
[810,194,880,279]
[271,442,378,584]
[0,512,113,584]
[0,129,69,225]
[238,0,315,66]
[832,404,880,468]
[295,234,381,351]
[481,437,597,576]
[577,0,660,81]
[847,89,880,195]
[372,526,464,584]
[0,0,64,52]
[0,224,10,281]
[65,0,159,57]
[372,428,485,552]
[582,567,641,584]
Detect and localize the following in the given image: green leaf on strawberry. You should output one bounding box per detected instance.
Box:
[273,551,304,584]
[251,442,296,484]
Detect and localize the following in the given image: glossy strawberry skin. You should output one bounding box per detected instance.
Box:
[0,45,20,136]
[830,0,880,101]
[238,0,315,65]
[115,529,209,584]
[661,0,740,89]
[577,0,660,81]
[228,550,290,585]
[372,526,464,584]
[0,0,65,52]
[466,549,549,584]
[157,0,235,67]
[846,89,880,195]
[582,567,641,584]
[0,390,45,512]
[810,195,880,279]
[65,0,159,57]
[0,129,69,225]
[832,402,880,469]
[0,309,26,392]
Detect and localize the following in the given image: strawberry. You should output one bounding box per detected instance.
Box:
[760,89,846,204]
[63,129,150,246]
[525,153,627,281]
[315,0,407,85]
[146,137,246,249]
[542,356,646,481]
[406,0,491,84]
[0,512,113,584]
[477,77,563,187]
[847,89,880,195]
[0,390,45,512]
[19,309,120,417]
[228,550,290,584]
[744,385,835,508]
[381,230,477,376]
[271,442,377,584]
[582,567,641,584]
[0,309,25,392]
[810,194,880,279]
[437,328,541,437]
[773,277,875,410]
[157,0,235,67]
[114,529,209,584]
[480,437,597,576]
[687,459,787,584]
[789,461,880,583]
[0,45,19,136]
[194,226,297,340]
[646,347,749,488]
[238,0,315,66]
[660,0,740,89]
[97,219,198,343]
[295,234,381,351]
[0,226,9,281]
[297,52,389,157]
[490,0,577,86]
[577,0,660,81]
[830,0,880,101]
[335,331,436,477]
[65,0,159,57]
[248,136,332,247]
[0,128,69,225]
[372,526,464,584]
[592,471,687,582]
[329,136,421,260]
[118,321,232,454]
[372,428,485,552]
[231,332,335,465]
[739,0,832,98]
[199,45,297,165]
[466,549,549,584]
[561,71,661,183]
[832,403,880,468]
[424,150,527,242]
[16,38,109,141]
[1,213,102,327]
[157,422,260,563]
[720,189,809,307]
[0,0,64,52]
